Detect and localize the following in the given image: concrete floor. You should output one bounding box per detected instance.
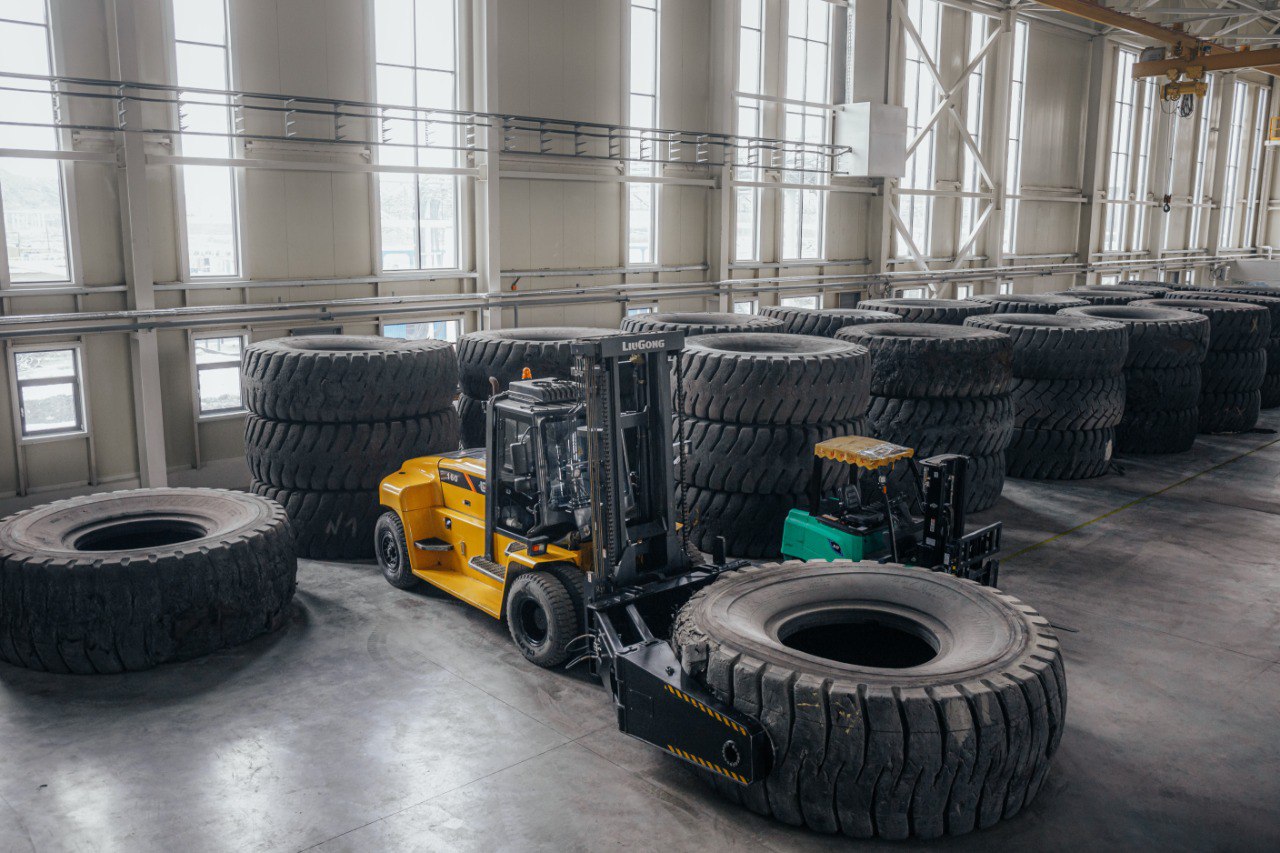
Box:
[2,423,1280,852]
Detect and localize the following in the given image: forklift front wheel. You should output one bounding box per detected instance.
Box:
[505,571,578,667]
[375,512,421,590]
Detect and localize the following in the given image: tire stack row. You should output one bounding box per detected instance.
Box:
[455,327,618,447]
[759,305,899,337]
[1053,284,1162,306]
[620,311,782,336]
[857,297,995,325]
[1061,306,1210,454]
[965,292,1088,314]
[1138,298,1271,434]
[242,336,460,559]
[1167,288,1280,409]
[836,324,1013,512]
[676,333,872,559]
[966,314,1128,479]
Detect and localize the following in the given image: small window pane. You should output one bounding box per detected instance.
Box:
[175,42,229,92]
[384,319,460,341]
[781,295,819,309]
[197,366,243,413]
[733,299,758,314]
[20,382,77,433]
[417,68,455,111]
[375,0,415,65]
[183,165,238,276]
[738,29,760,93]
[15,349,74,380]
[0,21,51,75]
[740,0,760,30]
[4,0,48,24]
[379,173,418,269]
[630,8,658,97]
[194,335,242,364]
[1,158,70,282]
[419,175,457,269]
[416,0,456,70]
[173,1,227,45]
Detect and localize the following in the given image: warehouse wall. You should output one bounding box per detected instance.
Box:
[0,0,1271,510]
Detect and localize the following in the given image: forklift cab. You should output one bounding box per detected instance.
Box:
[486,378,596,557]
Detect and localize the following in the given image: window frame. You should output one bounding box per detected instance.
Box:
[779,293,821,309]
[0,0,79,288]
[190,331,249,420]
[164,0,244,282]
[733,297,760,314]
[9,341,88,442]
[779,0,833,262]
[624,303,658,317]
[369,0,467,277]
[625,0,662,268]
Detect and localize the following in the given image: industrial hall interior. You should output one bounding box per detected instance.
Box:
[0,0,1277,850]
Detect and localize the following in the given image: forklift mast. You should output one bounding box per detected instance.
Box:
[570,332,771,787]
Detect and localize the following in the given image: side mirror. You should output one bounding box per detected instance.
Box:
[509,441,532,476]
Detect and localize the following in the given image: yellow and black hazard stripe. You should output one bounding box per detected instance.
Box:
[663,683,747,735]
[666,745,747,784]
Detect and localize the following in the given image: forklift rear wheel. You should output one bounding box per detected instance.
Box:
[375,512,421,590]
[505,571,578,667]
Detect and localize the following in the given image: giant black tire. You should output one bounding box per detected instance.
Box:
[963,453,1006,513]
[680,418,866,494]
[1006,428,1114,480]
[678,333,871,426]
[245,410,459,491]
[1165,289,1280,335]
[1124,366,1202,413]
[1134,298,1271,352]
[1200,349,1267,394]
[250,481,382,560]
[682,485,794,559]
[1115,407,1198,454]
[458,393,487,448]
[620,312,782,336]
[856,298,995,325]
[1263,371,1280,410]
[457,327,616,399]
[1199,390,1262,434]
[964,293,1089,314]
[1051,288,1145,306]
[670,561,1066,839]
[1059,305,1210,368]
[964,314,1128,379]
[1008,376,1125,431]
[242,336,458,423]
[758,306,901,337]
[866,396,1013,458]
[0,488,296,674]
[836,324,1012,398]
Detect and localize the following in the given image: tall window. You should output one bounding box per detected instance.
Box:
[627,0,661,265]
[1130,79,1156,250]
[960,15,992,245]
[1188,77,1215,248]
[193,334,246,416]
[374,0,460,271]
[172,0,239,277]
[900,0,942,256]
[1242,89,1268,247]
[1003,19,1028,254]
[13,346,86,438]
[1103,49,1139,253]
[0,1,70,283]
[734,0,765,261]
[781,0,831,260]
[1220,80,1248,248]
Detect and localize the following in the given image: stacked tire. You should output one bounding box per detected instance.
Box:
[242,336,460,559]
[1053,285,1156,306]
[856,297,995,325]
[1136,298,1271,433]
[620,311,782,336]
[965,292,1088,315]
[1061,306,1210,454]
[966,314,1128,479]
[836,324,1013,511]
[455,327,618,447]
[759,305,899,337]
[677,333,871,559]
[1166,289,1280,409]
[1118,280,1172,297]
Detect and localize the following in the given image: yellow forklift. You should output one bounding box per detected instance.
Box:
[375,332,769,784]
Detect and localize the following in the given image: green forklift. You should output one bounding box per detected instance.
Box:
[780,435,1002,586]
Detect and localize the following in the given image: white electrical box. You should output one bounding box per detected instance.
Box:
[832,102,907,178]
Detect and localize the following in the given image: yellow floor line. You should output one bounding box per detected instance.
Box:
[1005,434,1280,562]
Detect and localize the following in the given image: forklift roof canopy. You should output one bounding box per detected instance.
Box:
[814,436,915,470]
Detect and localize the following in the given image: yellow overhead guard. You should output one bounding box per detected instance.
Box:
[813,435,915,470]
